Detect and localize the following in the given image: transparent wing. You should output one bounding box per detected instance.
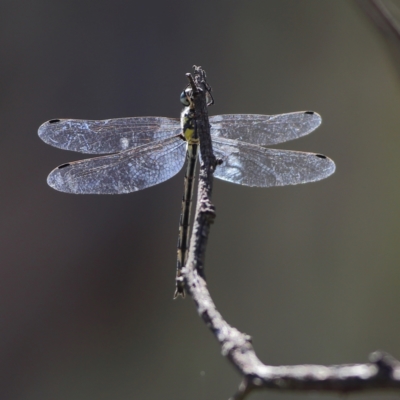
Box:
[38,117,181,154]
[209,112,321,146]
[211,137,335,187]
[47,136,187,194]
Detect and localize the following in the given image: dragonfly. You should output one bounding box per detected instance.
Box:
[38,89,336,297]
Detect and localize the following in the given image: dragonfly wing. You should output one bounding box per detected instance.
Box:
[38,117,181,154]
[211,137,335,187]
[210,112,321,146]
[47,136,187,194]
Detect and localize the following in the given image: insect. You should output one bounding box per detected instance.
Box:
[38,88,335,296]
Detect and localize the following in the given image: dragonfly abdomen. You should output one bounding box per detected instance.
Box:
[175,142,198,297]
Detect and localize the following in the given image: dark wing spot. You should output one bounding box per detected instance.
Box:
[58,163,70,169]
[49,119,61,124]
[315,154,326,159]
[305,111,314,115]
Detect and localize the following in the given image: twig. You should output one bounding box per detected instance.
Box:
[183,66,217,282]
[181,66,400,399]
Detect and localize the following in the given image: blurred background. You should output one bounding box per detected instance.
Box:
[1,0,400,399]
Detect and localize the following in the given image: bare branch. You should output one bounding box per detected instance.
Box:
[181,66,400,399]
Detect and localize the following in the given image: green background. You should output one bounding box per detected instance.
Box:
[1,0,400,399]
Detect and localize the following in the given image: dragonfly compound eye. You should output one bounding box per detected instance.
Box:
[180,91,190,106]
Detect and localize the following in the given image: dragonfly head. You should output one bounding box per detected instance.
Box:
[180,84,214,107]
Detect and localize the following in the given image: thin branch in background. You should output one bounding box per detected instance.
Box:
[356,0,400,72]
[182,66,400,399]
[356,0,400,40]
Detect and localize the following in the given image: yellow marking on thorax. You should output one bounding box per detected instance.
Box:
[183,125,195,142]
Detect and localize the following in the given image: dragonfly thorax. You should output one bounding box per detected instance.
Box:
[181,106,198,144]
